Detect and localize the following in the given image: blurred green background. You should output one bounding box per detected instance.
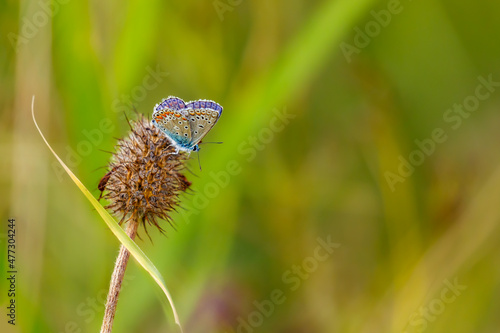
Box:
[2,0,500,332]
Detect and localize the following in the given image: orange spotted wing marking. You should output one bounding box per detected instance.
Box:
[153,108,192,141]
[184,100,222,143]
[186,107,220,141]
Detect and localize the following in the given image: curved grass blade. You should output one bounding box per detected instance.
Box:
[31,96,183,333]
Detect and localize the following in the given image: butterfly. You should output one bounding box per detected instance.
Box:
[151,96,223,154]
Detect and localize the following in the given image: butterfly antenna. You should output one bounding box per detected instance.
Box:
[197,151,202,171]
[199,141,223,145]
[185,165,200,177]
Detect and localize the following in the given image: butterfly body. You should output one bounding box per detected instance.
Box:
[152,96,222,153]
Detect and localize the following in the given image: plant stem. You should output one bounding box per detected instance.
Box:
[100,218,139,333]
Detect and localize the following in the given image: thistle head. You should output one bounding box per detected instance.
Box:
[100,114,191,236]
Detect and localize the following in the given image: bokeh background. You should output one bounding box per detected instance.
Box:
[2,0,500,332]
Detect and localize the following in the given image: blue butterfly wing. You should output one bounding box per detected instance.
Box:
[185,99,223,144]
[152,100,195,150]
[154,96,187,112]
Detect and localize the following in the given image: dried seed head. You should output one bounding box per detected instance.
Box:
[101,114,191,236]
